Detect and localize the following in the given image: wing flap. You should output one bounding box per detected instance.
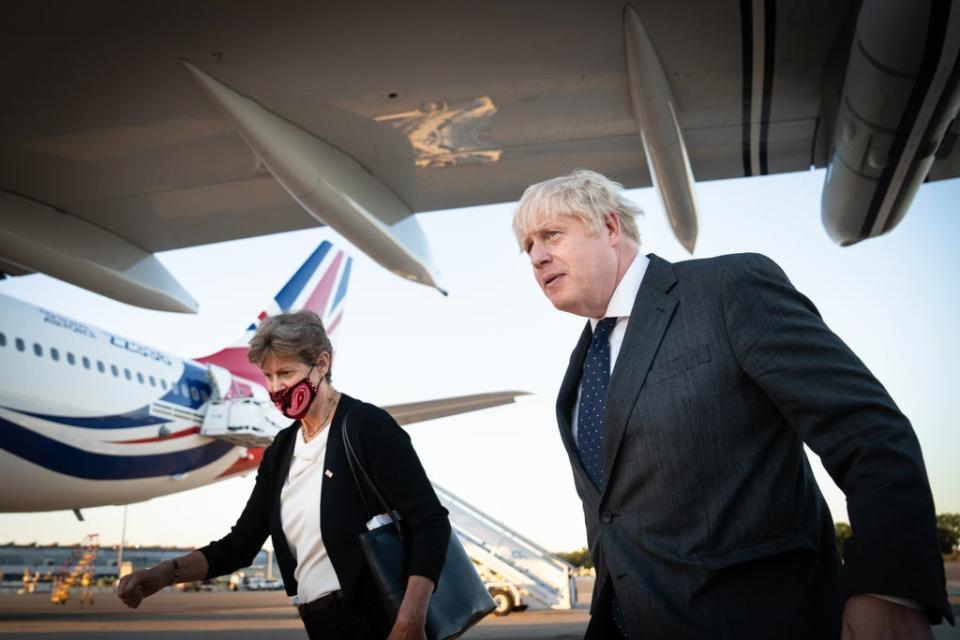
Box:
[384,391,530,427]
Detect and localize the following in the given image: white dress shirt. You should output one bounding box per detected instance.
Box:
[571,253,649,443]
[280,426,341,602]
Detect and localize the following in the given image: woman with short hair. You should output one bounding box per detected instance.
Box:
[118,310,450,640]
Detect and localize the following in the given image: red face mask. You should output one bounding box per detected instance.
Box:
[269,366,318,420]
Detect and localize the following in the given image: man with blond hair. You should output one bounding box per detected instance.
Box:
[514,169,951,639]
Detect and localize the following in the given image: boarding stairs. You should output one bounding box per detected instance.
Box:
[433,484,574,611]
[51,533,99,604]
[200,364,287,447]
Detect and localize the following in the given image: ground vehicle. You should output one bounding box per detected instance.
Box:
[233,575,283,591]
[435,485,575,616]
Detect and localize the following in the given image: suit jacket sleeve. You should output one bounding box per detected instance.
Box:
[720,253,951,623]
[353,404,451,585]
[197,437,276,579]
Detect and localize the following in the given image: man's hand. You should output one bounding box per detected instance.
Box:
[116,564,171,609]
[842,594,932,640]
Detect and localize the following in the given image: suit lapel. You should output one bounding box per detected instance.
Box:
[600,255,678,498]
[556,321,595,492]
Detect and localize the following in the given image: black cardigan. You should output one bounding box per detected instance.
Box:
[199,394,450,632]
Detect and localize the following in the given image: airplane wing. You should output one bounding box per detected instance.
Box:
[2,1,958,309]
[383,391,530,427]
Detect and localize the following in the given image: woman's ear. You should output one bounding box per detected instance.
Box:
[315,352,331,379]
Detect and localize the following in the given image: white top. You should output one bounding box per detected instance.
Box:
[280,425,341,602]
[571,253,649,443]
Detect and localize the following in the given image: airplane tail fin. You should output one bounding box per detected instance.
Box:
[196,240,352,385]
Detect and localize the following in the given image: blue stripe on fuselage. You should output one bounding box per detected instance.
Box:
[12,405,169,429]
[0,415,235,480]
[160,361,213,410]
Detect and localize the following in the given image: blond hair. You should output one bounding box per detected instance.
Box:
[512,169,642,246]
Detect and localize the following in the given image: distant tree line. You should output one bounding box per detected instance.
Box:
[835,514,959,556]
[555,548,593,568]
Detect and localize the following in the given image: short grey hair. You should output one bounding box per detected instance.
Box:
[248,310,333,381]
[512,169,642,246]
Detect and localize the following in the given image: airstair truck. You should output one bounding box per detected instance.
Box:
[433,484,575,616]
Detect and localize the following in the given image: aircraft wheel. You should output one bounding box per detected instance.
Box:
[490,589,513,617]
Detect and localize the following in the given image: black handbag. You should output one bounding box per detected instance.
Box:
[342,407,495,640]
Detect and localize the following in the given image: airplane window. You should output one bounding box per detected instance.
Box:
[51,348,60,361]
[201,390,209,402]
[82,356,91,369]
[33,343,43,357]
[15,337,25,351]
[136,372,144,384]
[67,352,76,365]
[149,375,156,387]
[124,368,132,381]
[111,364,119,377]
[191,387,199,401]
[0,332,5,346]
[160,379,167,390]
[97,361,105,373]
[181,383,189,397]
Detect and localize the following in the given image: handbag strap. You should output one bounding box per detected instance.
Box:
[341,404,405,542]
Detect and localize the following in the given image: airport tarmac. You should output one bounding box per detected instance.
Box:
[0,563,957,640]
[0,591,589,639]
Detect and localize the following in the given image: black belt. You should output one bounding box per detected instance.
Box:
[297,590,343,619]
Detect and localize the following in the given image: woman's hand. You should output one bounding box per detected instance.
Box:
[116,563,172,609]
[386,616,427,640]
[386,575,434,640]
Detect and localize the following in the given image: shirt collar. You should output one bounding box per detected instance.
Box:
[589,253,650,329]
[294,423,330,462]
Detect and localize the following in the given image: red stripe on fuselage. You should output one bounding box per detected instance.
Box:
[216,447,265,478]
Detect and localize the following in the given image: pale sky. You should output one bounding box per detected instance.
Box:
[1,169,957,554]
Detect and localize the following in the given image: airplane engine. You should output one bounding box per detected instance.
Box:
[821,0,960,245]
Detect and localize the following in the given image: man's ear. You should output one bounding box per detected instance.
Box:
[605,212,623,246]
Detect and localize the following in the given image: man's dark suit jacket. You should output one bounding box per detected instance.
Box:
[199,394,450,636]
[557,253,951,639]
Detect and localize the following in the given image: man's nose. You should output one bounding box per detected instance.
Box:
[529,243,550,268]
[267,379,284,394]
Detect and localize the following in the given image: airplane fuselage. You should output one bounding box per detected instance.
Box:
[0,293,266,512]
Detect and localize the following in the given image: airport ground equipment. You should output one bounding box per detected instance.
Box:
[433,484,575,615]
[200,397,287,448]
[50,534,99,604]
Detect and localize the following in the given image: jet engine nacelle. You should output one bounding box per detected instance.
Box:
[822,0,960,246]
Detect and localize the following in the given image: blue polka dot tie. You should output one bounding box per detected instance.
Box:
[577,317,629,638]
[576,317,617,490]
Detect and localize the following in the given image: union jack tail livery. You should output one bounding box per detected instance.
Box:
[197,241,353,385]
